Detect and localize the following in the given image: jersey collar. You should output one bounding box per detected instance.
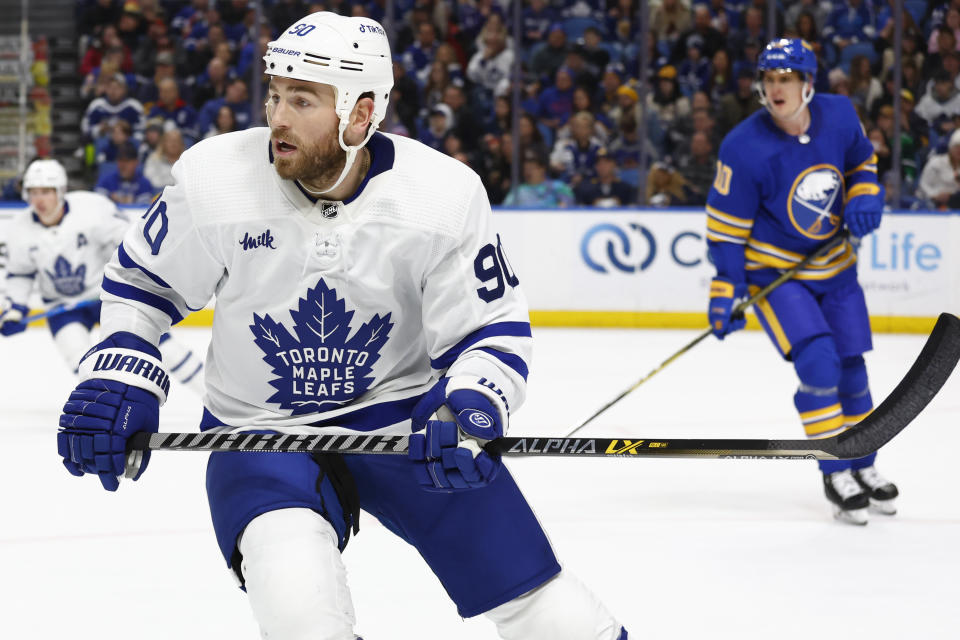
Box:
[31,199,69,226]
[267,131,396,207]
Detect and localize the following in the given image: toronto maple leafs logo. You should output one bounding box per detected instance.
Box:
[250,279,393,415]
[45,255,87,297]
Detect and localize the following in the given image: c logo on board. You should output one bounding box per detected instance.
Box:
[580,223,656,273]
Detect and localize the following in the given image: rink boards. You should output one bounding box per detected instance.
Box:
[1,204,956,333]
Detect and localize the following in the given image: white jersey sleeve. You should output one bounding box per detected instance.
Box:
[3,212,36,306]
[100,161,224,344]
[420,175,531,420]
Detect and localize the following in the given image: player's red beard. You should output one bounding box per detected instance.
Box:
[271,129,346,188]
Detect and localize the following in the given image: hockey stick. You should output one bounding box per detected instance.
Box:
[560,231,850,438]
[127,312,960,461]
[24,298,99,325]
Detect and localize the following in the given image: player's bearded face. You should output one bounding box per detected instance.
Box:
[267,79,346,186]
[271,125,346,185]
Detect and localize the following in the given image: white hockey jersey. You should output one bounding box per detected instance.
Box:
[4,191,129,307]
[101,128,532,435]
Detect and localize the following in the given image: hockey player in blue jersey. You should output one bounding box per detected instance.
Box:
[54,12,627,639]
[705,39,898,525]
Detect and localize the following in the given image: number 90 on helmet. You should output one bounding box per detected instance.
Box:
[263,12,394,142]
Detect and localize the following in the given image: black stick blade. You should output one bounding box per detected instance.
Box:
[832,312,960,459]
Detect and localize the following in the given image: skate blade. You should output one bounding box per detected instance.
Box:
[869,498,897,515]
[832,505,868,525]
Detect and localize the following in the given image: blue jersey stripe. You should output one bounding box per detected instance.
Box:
[430,321,532,371]
[473,346,529,380]
[6,271,36,279]
[117,242,172,288]
[102,276,184,324]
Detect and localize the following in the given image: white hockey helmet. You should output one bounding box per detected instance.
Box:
[22,158,68,204]
[263,12,393,194]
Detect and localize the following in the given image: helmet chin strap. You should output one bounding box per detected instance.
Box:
[267,101,377,198]
[300,119,362,196]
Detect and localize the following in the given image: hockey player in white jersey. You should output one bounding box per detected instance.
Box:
[55,12,628,640]
[0,158,204,391]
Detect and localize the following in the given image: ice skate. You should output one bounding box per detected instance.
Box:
[854,466,899,515]
[823,469,869,525]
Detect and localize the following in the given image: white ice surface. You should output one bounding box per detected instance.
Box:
[1,325,958,639]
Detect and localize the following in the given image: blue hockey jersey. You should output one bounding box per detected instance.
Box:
[706,93,880,284]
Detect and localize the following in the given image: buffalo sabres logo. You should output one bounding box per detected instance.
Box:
[787,164,844,239]
[250,279,393,415]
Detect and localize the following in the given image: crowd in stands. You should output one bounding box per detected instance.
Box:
[6,0,960,210]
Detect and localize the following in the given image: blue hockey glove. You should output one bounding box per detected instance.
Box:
[708,278,747,340]
[409,376,509,491]
[844,187,884,237]
[57,332,169,491]
[0,299,28,336]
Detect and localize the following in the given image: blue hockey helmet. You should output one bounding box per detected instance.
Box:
[757,38,817,76]
[755,38,817,117]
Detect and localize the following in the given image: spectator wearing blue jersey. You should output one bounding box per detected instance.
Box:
[94,119,134,166]
[402,21,439,85]
[197,77,251,135]
[95,141,156,205]
[522,0,557,46]
[823,0,875,59]
[677,35,711,97]
[536,66,575,130]
[147,77,200,145]
[549,111,603,187]
[574,147,636,207]
[81,73,145,144]
[417,105,453,151]
[503,151,575,208]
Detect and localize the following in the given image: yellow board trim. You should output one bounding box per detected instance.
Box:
[25,309,938,335]
[179,308,216,326]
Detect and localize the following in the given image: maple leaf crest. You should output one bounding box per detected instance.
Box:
[45,255,87,297]
[250,279,394,415]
